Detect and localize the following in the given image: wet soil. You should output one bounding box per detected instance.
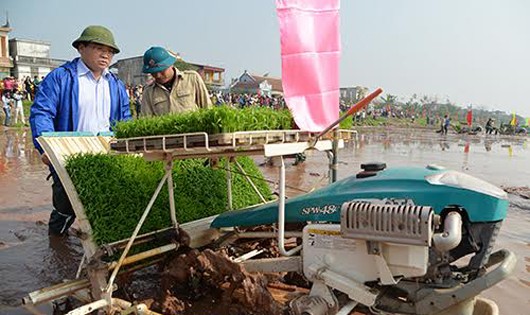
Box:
[1,127,529,314]
[159,248,283,315]
[111,234,303,315]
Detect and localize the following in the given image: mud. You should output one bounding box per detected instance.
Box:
[0,127,529,314]
[160,248,283,314]
[113,236,300,315]
[503,186,530,200]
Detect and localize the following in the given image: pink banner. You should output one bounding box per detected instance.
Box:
[276,0,341,131]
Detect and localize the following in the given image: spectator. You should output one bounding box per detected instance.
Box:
[2,91,11,126]
[24,76,34,101]
[29,25,131,236]
[13,90,26,125]
[141,46,211,116]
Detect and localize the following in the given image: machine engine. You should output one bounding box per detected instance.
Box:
[212,164,515,315]
[297,201,507,315]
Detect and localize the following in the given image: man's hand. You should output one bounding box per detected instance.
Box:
[41,153,51,166]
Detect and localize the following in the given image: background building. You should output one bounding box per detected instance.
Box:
[8,38,67,79]
[109,56,146,86]
[230,71,283,96]
[110,54,225,88]
[189,62,224,90]
[0,21,13,79]
[340,86,368,104]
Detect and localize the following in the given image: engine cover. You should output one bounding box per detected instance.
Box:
[341,202,435,246]
[302,224,429,285]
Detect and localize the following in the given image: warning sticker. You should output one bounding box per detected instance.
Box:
[307,230,357,250]
[307,228,341,236]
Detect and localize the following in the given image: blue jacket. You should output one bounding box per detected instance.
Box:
[30,58,131,153]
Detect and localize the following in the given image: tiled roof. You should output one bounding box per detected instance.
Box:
[249,74,283,92]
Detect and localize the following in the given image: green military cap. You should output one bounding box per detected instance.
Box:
[72,25,120,54]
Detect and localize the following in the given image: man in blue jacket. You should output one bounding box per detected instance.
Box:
[30,25,131,236]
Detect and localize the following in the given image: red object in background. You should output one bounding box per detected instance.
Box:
[345,88,383,117]
[466,109,473,127]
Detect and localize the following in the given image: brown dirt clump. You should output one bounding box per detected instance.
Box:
[503,186,530,199]
[157,248,285,315]
[160,293,186,314]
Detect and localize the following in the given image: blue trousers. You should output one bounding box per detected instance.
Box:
[2,107,10,126]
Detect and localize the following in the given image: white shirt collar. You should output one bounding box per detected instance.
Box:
[77,59,110,79]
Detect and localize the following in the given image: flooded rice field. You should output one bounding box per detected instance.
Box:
[0,127,528,314]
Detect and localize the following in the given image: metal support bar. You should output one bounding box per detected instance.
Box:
[66,298,108,315]
[234,160,267,203]
[308,265,378,307]
[416,249,516,314]
[67,298,165,315]
[331,128,339,183]
[278,156,302,256]
[326,151,334,185]
[165,158,178,228]
[107,243,177,270]
[75,254,86,279]
[104,226,174,249]
[233,249,264,263]
[23,278,91,305]
[226,159,233,210]
[235,231,302,239]
[336,301,358,315]
[113,298,165,315]
[24,254,168,307]
[106,171,170,294]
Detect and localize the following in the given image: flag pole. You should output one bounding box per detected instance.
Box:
[311,87,383,147]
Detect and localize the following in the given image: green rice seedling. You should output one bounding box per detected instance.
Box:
[65,154,272,245]
[113,106,294,138]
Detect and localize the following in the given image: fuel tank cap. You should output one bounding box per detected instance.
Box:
[360,162,387,172]
[426,164,446,171]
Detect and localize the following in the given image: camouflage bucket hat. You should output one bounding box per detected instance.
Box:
[72,25,120,54]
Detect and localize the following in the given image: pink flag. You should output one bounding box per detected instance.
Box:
[276,0,341,131]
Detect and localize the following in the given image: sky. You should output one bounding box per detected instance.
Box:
[3,0,530,116]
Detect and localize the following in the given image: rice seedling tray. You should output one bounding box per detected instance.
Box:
[109,130,317,154]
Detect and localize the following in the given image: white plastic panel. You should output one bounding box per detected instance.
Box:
[302,224,428,284]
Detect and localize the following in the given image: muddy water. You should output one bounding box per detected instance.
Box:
[0,127,528,314]
[0,128,83,314]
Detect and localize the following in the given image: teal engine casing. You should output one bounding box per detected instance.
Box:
[213,164,511,314]
[213,164,508,278]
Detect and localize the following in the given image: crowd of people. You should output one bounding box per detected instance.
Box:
[123,85,288,118]
[1,75,44,101]
[210,92,286,109]
[1,89,26,126]
[1,75,46,126]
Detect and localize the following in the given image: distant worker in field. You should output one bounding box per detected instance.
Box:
[443,115,451,135]
[30,25,131,236]
[140,46,211,116]
[485,118,497,135]
[436,114,450,135]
